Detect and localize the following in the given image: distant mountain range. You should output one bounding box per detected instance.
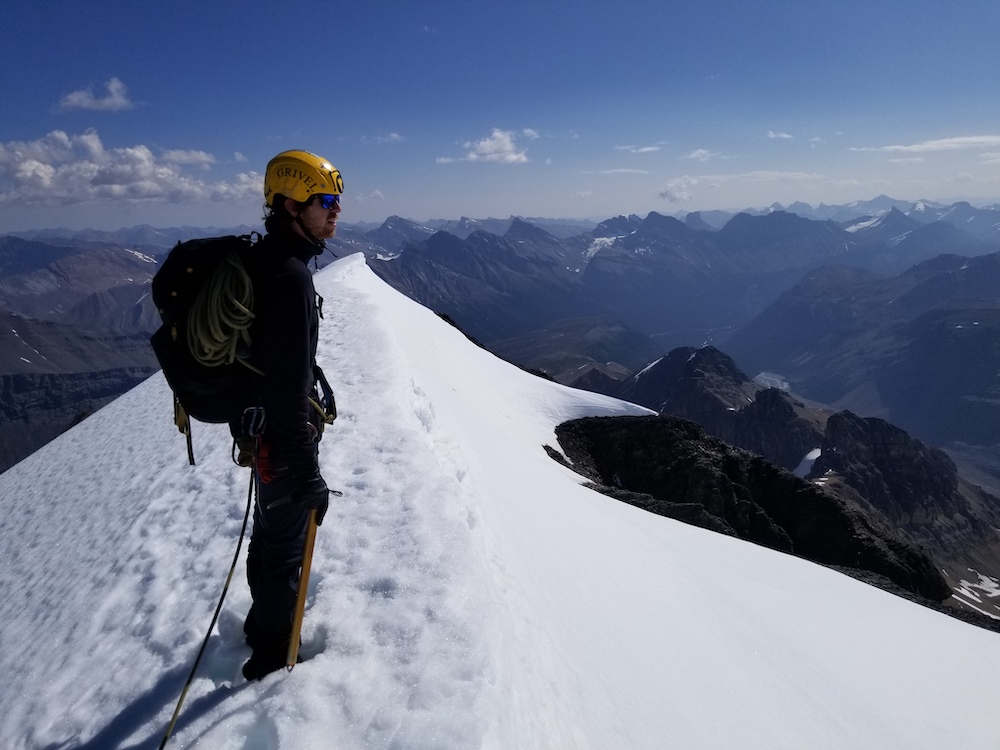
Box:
[692,195,1000,243]
[725,252,1000,447]
[2,194,999,481]
[367,200,999,384]
[8,193,997,248]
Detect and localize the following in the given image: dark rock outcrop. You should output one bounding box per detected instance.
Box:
[813,411,958,518]
[553,414,951,602]
[594,345,1000,617]
[810,411,1000,577]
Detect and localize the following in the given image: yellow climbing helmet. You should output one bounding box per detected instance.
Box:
[264,150,344,206]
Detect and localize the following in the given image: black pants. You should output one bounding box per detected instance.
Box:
[245,471,311,638]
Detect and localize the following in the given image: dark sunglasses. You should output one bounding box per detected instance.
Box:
[315,193,341,210]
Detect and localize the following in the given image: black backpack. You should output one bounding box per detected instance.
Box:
[150,234,264,463]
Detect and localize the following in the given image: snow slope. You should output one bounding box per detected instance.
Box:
[1,253,998,750]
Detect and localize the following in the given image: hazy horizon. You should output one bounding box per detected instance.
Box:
[5,192,999,237]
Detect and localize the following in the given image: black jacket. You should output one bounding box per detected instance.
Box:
[245,231,324,468]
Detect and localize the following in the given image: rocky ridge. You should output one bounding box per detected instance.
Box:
[552,415,950,603]
[591,345,1000,620]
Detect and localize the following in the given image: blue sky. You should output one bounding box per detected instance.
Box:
[2,0,999,231]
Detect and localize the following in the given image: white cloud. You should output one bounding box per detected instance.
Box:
[0,130,259,205]
[376,133,405,144]
[439,128,530,164]
[208,170,263,201]
[768,131,794,139]
[59,77,133,112]
[162,150,216,168]
[982,152,1000,164]
[522,129,541,140]
[684,149,721,161]
[852,135,1000,153]
[658,176,697,202]
[614,144,661,154]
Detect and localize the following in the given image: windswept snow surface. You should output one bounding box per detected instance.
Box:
[2,253,999,749]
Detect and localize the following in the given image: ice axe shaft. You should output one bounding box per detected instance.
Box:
[287,509,318,669]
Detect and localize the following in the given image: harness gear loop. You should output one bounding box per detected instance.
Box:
[232,406,266,468]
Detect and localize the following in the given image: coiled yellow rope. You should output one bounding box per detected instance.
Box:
[186,252,256,368]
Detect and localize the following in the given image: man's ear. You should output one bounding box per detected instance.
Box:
[284,197,301,217]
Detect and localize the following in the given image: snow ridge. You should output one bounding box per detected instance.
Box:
[1,254,999,750]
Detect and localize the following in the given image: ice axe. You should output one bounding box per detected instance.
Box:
[287,508,318,669]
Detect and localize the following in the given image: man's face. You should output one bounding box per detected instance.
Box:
[288,194,341,241]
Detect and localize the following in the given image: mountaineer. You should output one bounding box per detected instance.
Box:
[240,149,343,680]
